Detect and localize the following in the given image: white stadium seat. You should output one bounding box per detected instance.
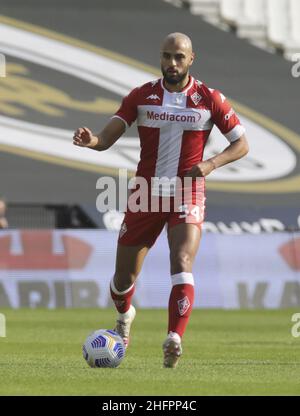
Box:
[237,0,267,40]
[284,0,300,59]
[220,0,243,27]
[181,0,220,17]
[266,0,289,49]
[289,0,300,42]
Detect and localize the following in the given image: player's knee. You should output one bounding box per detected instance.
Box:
[170,251,193,273]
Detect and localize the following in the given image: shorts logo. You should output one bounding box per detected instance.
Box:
[191,92,201,106]
[119,222,127,238]
[177,296,191,316]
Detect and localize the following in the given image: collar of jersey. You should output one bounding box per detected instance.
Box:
[160,76,194,94]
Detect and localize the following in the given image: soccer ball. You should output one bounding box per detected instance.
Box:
[82,329,125,368]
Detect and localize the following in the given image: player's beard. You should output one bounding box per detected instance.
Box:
[161,67,188,85]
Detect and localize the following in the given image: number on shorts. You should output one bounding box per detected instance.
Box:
[178,204,189,219]
[178,204,202,222]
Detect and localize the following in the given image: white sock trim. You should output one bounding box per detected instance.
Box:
[171,272,194,286]
[168,331,181,342]
[110,278,134,296]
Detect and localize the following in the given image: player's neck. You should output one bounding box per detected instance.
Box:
[163,74,191,93]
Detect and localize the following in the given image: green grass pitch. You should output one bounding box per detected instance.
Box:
[0,308,300,396]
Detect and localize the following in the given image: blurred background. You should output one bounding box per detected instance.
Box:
[0,0,299,309]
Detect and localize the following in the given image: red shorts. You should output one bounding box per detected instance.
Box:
[118,189,206,247]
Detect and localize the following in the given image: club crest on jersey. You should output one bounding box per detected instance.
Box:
[177,296,191,316]
[191,92,201,106]
[147,94,160,101]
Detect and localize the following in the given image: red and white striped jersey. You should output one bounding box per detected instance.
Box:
[113,76,245,193]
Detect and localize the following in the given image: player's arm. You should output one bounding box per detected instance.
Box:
[73,87,138,151]
[73,117,125,151]
[186,88,249,178]
[186,133,249,177]
[0,218,8,229]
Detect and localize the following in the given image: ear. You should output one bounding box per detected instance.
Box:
[189,52,195,66]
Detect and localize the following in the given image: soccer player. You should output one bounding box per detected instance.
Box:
[73,33,249,368]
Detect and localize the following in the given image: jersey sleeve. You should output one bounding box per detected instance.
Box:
[112,87,139,128]
[209,89,245,142]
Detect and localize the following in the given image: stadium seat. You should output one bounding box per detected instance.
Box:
[284,0,300,59]
[219,0,243,27]
[188,0,220,16]
[236,0,267,41]
[266,0,288,50]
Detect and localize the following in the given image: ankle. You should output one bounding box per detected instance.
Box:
[167,331,181,342]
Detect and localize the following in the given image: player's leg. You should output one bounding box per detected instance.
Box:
[110,243,149,348]
[111,242,149,312]
[110,207,167,348]
[163,222,201,367]
[168,222,201,333]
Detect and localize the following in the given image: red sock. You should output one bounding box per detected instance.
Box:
[168,283,194,338]
[110,280,135,314]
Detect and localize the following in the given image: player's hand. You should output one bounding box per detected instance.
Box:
[185,160,216,178]
[0,217,8,229]
[73,127,97,147]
